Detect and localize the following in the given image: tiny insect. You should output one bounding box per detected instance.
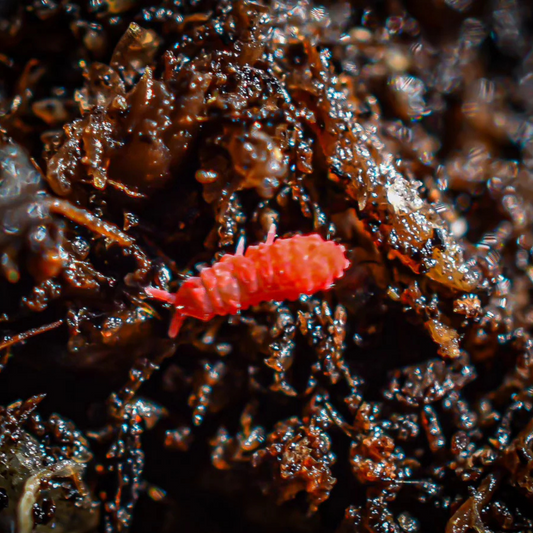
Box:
[146,226,350,338]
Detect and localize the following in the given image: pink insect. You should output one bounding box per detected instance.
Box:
[146,226,349,338]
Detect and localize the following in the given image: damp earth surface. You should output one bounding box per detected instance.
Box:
[1,1,533,532]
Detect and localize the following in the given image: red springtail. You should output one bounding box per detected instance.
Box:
[146,226,349,337]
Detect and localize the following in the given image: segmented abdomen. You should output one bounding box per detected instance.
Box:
[244,234,347,305]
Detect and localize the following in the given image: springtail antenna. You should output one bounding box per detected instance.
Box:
[145,287,176,304]
[146,288,184,338]
[168,312,185,338]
